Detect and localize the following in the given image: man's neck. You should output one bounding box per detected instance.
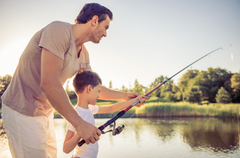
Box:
[72,23,91,48]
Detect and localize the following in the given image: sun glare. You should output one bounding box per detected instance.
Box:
[0,39,29,76]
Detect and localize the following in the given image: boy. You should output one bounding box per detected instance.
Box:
[63,71,147,158]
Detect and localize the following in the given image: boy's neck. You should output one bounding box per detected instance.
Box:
[77,95,89,109]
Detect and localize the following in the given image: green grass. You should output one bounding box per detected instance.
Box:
[2,97,240,118]
[135,102,240,118]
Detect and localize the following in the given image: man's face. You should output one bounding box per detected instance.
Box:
[90,16,110,43]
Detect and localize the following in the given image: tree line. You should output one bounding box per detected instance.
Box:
[110,67,240,104]
[1,67,240,105]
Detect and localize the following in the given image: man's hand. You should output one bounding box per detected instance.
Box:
[75,121,101,144]
[125,92,140,100]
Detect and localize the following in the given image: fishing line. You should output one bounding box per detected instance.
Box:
[78,44,232,147]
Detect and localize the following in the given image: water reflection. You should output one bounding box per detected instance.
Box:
[132,118,240,153]
[1,118,240,158]
[180,118,239,153]
[97,118,240,158]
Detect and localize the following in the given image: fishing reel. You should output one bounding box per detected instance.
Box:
[102,121,125,136]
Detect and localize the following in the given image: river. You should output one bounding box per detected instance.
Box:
[1,117,240,158]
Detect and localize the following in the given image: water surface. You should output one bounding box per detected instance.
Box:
[1,118,240,158]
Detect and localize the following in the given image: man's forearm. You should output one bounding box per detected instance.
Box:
[99,86,127,100]
[41,81,83,128]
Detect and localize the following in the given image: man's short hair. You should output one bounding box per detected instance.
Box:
[73,71,102,93]
[75,3,113,24]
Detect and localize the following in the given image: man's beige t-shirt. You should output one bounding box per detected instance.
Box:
[1,21,91,117]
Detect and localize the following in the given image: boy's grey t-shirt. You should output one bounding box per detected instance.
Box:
[1,21,91,117]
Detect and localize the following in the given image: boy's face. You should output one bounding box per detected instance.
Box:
[89,83,101,105]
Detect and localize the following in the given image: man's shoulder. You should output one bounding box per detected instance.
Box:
[45,21,71,30]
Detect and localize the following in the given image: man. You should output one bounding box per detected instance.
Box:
[1,3,140,158]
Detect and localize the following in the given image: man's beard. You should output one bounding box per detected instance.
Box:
[89,28,102,44]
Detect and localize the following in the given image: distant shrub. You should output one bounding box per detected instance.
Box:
[216,87,231,103]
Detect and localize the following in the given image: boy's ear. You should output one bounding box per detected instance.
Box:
[86,85,92,93]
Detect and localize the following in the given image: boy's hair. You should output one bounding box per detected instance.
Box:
[73,71,102,93]
[75,3,113,24]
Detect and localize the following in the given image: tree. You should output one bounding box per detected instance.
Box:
[149,75,166,97]
[172,84,180,94]
[132,79,144,95]
[0,74,12,93]
[0,74,12,106]
[121,85,128,92]
[215,87,231,103]
[186,86,202,103]
[109,80,113,89]
[187,67,231,103]
[231,72,240,90]
[231,72,240,102]
[204,67,230,102]
[160,79,173,99]
[178,69,199,101]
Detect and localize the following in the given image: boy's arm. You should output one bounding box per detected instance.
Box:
[100,86,139,101]
[98,95,147,114]
[63,130,81,154]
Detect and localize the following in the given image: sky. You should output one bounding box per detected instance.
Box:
[0,0,239,90]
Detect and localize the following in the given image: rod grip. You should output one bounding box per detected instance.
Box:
[78,125,105,147]
[78,139,85,147]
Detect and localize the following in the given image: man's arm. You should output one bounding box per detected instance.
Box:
[100,86,140,101]
[40,48,101,144]
[98,95,147,114]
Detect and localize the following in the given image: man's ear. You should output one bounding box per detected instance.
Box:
[91,15,99,26]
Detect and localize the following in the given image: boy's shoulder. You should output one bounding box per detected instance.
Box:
[88,104,99,114]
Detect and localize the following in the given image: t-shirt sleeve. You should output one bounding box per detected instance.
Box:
[88,105,99,114]
[67,121,76,133]
[39,21,70,59]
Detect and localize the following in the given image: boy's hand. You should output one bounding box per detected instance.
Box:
[75,121,101,144]
[135,95,148,107]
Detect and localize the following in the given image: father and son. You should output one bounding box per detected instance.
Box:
[1,3,148,158]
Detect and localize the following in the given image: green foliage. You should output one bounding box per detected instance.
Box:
[132,79,144,95]
[109,67,238,103]
[177,67,233,103]
[186,86,202,103]
[231,73,240,90]
[109,80,113,89]
[0,74,12,93]
[231,72,240,102]
[0,74,12,106]
[216,87,231,103]
[178,69,199,101]
[120,85,128,92]
[148,75,166,97]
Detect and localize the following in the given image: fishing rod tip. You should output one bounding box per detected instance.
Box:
[221,44,232,49]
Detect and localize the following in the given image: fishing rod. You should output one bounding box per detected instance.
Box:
[78,44,231,147]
